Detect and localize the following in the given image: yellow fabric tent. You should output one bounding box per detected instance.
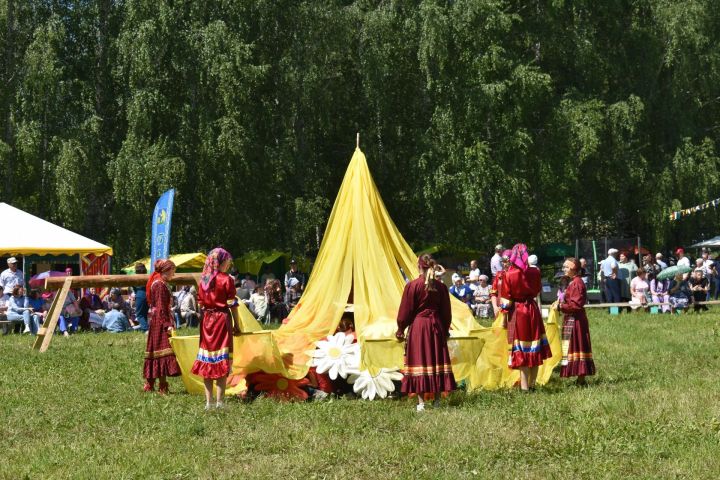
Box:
[170,148,560,394]
[121,253,207,274]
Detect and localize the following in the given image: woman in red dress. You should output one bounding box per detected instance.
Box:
[558,257,596,385]
[396,254,456,411]
[191,247,239,409]
[502,243,553,391]
[143,259,181,394]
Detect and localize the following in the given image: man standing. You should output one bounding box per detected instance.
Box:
[490,244,504,279]
[676,248,691,268]
[284,259,306,292]
[0,257,24,302]
[602,248,621,303]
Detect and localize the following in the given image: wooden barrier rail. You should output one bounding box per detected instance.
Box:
[35,273,202,352]
[44,273,200,290]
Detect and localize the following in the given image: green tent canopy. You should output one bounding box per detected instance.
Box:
[535,243,574,259]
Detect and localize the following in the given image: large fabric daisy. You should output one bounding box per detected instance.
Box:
[347,368,403,400]
[310,332,360,380]
[247,372,309,401]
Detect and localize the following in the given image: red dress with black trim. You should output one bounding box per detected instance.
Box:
[502,266,552,368]
[396,277,456,394]
[191,272,235,379]
[144,280,181,379]
[558,276,596,377]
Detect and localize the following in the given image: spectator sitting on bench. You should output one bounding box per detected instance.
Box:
[689,268,709,313]
[7,286,36,334]
[27,289,47,331]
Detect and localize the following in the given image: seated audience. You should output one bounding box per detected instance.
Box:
[689,268,709,312]
[250,285,269,324]
[102,302,131,332]
[629,268,649,311]
[668,273,692,313]
[7,286,34,334]
[180,286,199,328]
[649,272,670,313]
[472,274,493,318]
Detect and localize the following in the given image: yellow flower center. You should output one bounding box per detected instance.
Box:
[276,378,289,390]
[328,347,342,359]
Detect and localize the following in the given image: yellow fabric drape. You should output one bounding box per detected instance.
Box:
[171,148,559,393]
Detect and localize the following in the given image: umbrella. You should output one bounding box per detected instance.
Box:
[656,265,693,281]
[29,271,68,288]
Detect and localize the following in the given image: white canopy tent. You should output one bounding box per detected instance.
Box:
[690,236,720,248]
[0,202,113,256]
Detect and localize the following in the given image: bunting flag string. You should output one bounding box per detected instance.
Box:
[669,197,720,221]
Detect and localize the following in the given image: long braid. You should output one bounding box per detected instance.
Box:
[418,254,437,291]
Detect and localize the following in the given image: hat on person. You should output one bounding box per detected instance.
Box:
[290,258,297,264]
[706,260,714,267]
[495,244,503,251]
[451,273,462,283]
[528,254,538,266]
[7,257,17,264]
[675,248,685,255]
[288,277,300,288]
[110,287,122,296]
[655,252,663,258]
[608,248,619,255]
[479,274,489,281]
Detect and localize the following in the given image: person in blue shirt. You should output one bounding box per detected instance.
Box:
[449,273,473,309]
[26,289,46,332]
[7,286,35,334]
[133,263,149,332]
[103,303,130,333]
[601,248,621,303]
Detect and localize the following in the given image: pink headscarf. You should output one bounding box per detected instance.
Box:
[501,249,512,259]
[200,247,232,291]
[509,243,529,271]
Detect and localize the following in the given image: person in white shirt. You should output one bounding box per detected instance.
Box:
[676,248,691,268]
[490,244,504,279]
[468,260,481,280]
[601,248,621,302]
[0,257,24,302]
[655,253,667,270]
[676,248,691,280]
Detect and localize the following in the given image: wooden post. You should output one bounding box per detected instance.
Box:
[32,277,71,352]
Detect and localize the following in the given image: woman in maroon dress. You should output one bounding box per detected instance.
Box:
[558,257,596,385]
[143,259,181,394]
[396,254,456,411]
[191,247,239,409]
[502,243,553,391]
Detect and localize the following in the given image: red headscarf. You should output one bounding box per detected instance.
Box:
[145,259,176,293]
[200,247,233,291]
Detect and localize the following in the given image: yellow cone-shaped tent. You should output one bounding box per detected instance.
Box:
[170,148,560,394]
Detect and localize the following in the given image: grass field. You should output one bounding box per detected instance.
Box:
[2,310,720,479]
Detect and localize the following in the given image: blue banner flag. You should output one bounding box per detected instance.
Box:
[150,188,175,272]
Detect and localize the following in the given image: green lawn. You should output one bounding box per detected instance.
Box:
[2,311,720,479]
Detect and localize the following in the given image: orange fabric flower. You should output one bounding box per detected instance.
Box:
[247,372,309,401]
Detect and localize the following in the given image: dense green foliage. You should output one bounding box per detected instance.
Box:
[2,310,720,478]
[2,1,720,264]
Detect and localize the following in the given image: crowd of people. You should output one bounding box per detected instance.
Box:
[8,239,715,409]
[599,247,716,313]
[0,255,305,336]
